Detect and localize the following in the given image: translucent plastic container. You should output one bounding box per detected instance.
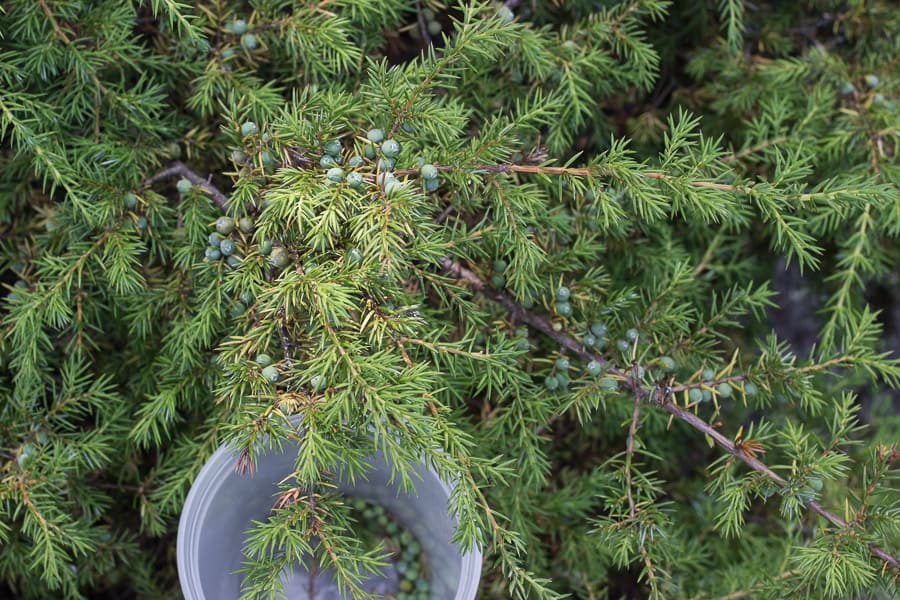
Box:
[177,420,482,599]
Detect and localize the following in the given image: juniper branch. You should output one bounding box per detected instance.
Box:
[143,161,230,209]
[437,256,900,572]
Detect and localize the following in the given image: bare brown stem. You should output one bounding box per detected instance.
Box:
[143,161,230,209]
[437,256,900,572]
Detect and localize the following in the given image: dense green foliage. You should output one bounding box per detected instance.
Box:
[1,1,898,598]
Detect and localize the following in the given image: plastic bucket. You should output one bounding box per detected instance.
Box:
[177,419,482,599]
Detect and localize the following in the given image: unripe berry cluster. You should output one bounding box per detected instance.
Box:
[419,162,440,192]
[345,497,431,599]
[554,285,572,316]
[490,258,507,288]
[409,7,444,41]
[204,215,255,269]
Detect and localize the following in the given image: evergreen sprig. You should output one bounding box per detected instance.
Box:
[2,1,898,599]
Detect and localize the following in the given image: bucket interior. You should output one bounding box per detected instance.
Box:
[178,438,474,599]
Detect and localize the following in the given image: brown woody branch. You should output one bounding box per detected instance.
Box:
[143,161,230,209]
[141,161,900,571]
[438,256,900,571]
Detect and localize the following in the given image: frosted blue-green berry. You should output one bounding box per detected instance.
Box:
[17,443,34,468]
[377,157,395,171]
[702,368,715,380]
[215,216,235,235]
[625,328,639,341]
[873,93,885,105]
[238,217,254,233]
[555,286,571,301]
[323,140,341,156]
[261,365,279,383]
[582,333,597,348]
[366,128,384,143]
[864,74,879,88]
[241,33,258,49]
[659,356,676,371]
[490,274,505,288]
[555,357,570,371]
[347,248,362,264]
[381,139,401,157]
[798,486,815,503]
[256,353,272,367]
[376,171,396,188]
[124,192,137,208]
[840,82,854,95]
[241,121,257,136]
[260,150,275,166]
[364,144,376,159]
[498,6,514,23]
[424,177,440,192]
[229,303,245,318]
[744,381,758,396]
[420,164,438,180]
[590,322,607,337]
[326,167,344,182]
[347,155,364,167]
[689,388,703,403]
[427,19,442,36]
[515,326,528,338]
[319,155,336,168]
[239,291,253,305]
[226,254,240,266]
[208,232,223,247]
[219,239,236,256]
[717,382,733,397]
[633,366,645,379]
[259,240,272,255]
[228,19,247,34]
[310,375,326,391]
[702,389,712,402]
[205,247,222,261]
[598,377,617,392]
[136,216,148,230]
[808,477,823,492]
[384,179,402,195]
[346,172,364,188]
[616,339,630,353]
[492,259,507,273]
[586,360,602,376]
[231,149,246,163]
[269,247,290,268]
[176,178,192,193]
[544,375,559,391]
[556,301,572,316]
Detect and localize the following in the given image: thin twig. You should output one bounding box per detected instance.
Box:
[722,136,789,163]
[280,324,294,370]
[143,161,230,209]
[625,371,641,519]
[38,0,72,44]
[414,0,432,46]
[437,256,900,572]
[625,367,658,586]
